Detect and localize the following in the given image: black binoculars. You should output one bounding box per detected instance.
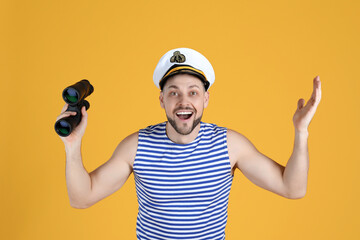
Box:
[54,79,94,137]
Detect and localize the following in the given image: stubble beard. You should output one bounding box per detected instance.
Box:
[166,114,202,135]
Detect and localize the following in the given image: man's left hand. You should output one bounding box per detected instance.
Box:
[292,76,322,132]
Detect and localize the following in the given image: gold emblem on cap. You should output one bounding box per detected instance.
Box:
[170,51,186,63]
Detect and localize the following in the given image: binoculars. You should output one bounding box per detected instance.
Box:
[54,79,94,137]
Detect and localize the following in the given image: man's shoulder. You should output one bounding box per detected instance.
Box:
[226,128,256,155]
[119,131,139,148]
[226,128,247,142]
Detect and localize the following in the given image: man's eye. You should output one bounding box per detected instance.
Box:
[170,92,178,96]
[190,91,197,96]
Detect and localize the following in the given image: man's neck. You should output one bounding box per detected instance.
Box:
[165,122,201,144]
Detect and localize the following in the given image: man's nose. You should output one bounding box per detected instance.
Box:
[177,94,190,106]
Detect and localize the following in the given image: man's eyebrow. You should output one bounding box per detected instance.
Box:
[167,85,179,89]
[189,85,200,89]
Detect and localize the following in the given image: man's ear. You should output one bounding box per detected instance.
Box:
[204,91,210,108]
[159,91,165,109]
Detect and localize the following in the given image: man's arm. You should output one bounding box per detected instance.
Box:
[228,76,321,199]
[65,132,138,208]
[227,129,307,199]
[56,104,138,208]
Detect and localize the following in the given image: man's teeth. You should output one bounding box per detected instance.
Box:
[176,112,192,115]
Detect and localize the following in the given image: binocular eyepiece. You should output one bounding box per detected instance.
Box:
[54,79,94,137]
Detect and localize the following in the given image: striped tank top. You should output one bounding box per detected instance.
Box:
[133,122,234,240]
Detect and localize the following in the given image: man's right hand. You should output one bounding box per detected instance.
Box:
[56,103,88,146]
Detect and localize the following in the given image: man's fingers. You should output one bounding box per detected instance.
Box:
[81,106,87,116]
[307,76,321,107]
[297,98,305,110]
[82,106,88,119]
[76,107,88,129]
[316,76,322,103]
[56,111,77,121]
[313,76,319,91]
[60,103,69,114]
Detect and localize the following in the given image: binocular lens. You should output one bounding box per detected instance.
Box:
[57,120,71,136]
[64,88,78,103]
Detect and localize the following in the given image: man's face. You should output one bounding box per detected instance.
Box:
[160,74,209,135]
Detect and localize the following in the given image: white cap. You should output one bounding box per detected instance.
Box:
[153,48,215,90]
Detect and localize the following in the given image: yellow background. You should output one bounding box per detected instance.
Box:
[1,0,359,239]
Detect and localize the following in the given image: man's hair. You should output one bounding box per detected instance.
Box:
[160,73,207,92]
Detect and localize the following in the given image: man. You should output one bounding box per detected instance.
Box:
[56,48,322,240]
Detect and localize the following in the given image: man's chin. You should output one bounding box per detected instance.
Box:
[175,125,194,135]
[167,116,202,136]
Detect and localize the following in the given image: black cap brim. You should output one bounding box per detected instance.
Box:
[159,69,210,91]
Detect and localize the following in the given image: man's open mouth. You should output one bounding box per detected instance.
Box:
[176,111,193,120]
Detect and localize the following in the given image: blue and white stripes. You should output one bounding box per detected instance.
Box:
[133,122,234,240]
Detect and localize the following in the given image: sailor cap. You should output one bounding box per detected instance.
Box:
[153,48,215,91]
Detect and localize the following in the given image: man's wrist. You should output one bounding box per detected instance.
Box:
[294,129,309,151]
[65,141,82,154]
[295,128,309,136]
